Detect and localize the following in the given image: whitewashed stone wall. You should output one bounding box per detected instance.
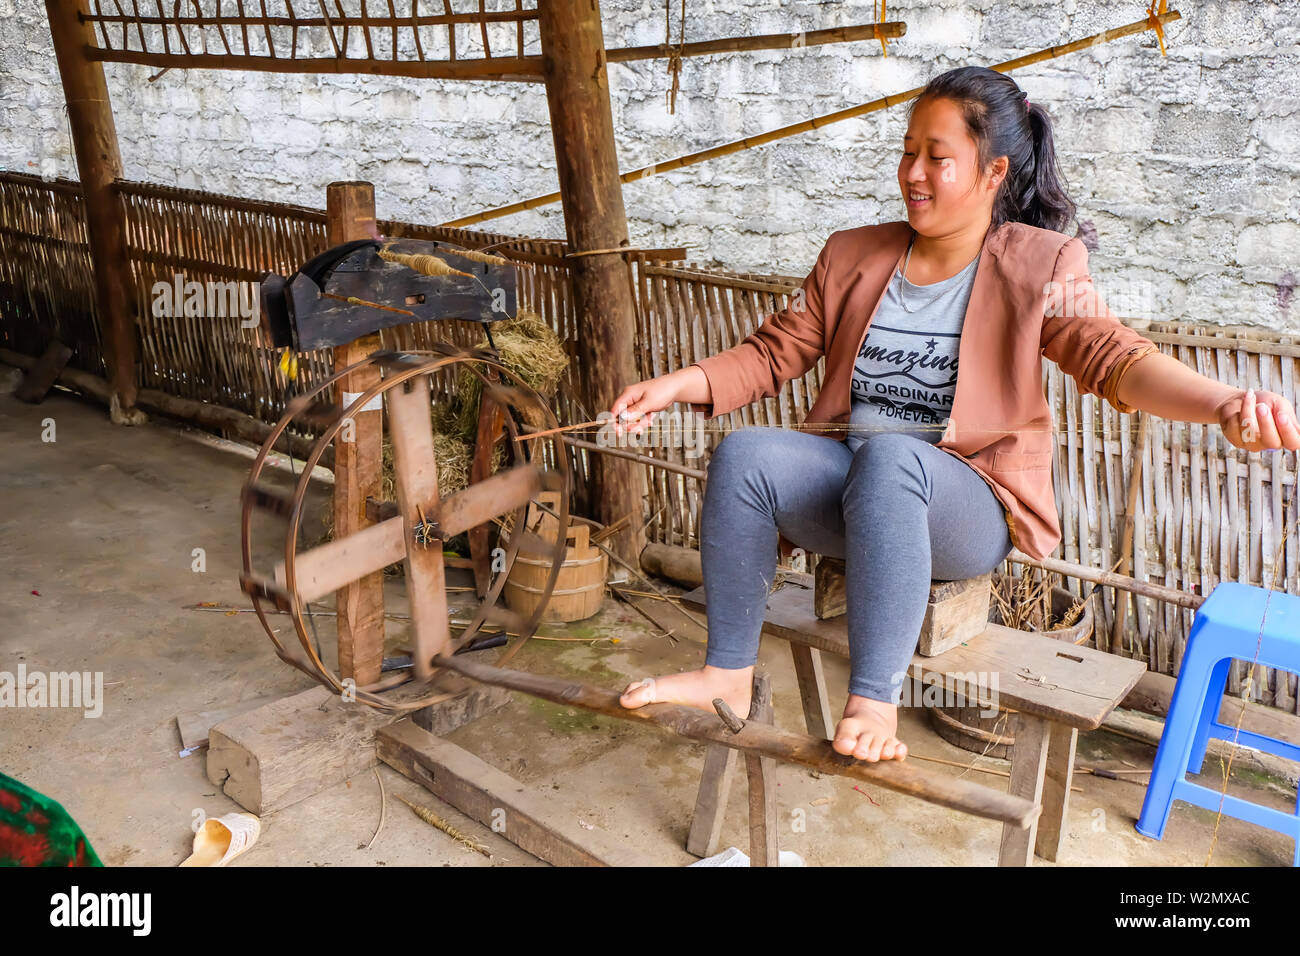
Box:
[1,1,1297,329]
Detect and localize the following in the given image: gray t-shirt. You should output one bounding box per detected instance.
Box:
[844,252,979,454]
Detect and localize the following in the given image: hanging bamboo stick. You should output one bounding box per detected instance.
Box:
[604,21,907,63]
[444,9,1182,227]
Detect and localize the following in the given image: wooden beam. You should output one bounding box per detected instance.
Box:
[81,21,909,77]
[44,0,140,420]
[377,721,656,867]
[431,653,1041,828]
[538,0,646,566]
[328,182,385,686]
[84,49,544,82]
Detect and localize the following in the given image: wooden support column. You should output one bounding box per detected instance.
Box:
[44,0,141,421]
[538,0,646,565]
[327,182,385,686]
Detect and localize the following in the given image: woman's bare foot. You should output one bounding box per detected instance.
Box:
[619,665,753,716]
[832,695,908,762]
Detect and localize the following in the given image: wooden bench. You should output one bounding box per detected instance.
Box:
[678,562,1147,866]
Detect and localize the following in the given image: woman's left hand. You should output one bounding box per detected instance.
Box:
[1217,388,1300,452]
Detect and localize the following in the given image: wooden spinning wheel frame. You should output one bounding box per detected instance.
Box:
[239,344,571,713]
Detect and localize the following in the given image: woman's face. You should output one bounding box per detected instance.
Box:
[898,95,1005,237]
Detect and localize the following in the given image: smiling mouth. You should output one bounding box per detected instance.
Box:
[908,191,932,202]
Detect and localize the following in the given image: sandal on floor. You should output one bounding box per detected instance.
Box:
[179,812,261,867]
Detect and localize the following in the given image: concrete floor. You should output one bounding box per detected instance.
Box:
[1,383,1296,867]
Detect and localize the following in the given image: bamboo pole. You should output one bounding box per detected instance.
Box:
[1110,414,1151,652]
[605,22,907,63]
[563,434,708,481]
[44,0,141,419]
[1007,548,1203,611]
[431,653,1041,828]
[445,9,1182,228]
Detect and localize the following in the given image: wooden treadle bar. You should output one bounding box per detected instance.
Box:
[431,654,1040,829]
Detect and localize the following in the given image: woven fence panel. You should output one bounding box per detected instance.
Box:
[0,174,101,374]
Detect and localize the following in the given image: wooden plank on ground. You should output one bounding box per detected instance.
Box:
[377,720,656,867]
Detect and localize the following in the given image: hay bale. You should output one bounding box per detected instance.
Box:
[453,310,569,434]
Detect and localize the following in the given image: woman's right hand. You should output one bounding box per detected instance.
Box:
[609,375,682,436]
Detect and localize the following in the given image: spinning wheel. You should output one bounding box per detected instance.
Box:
[239,344,571,713]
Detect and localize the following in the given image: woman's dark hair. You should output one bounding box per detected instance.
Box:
[910,66,1076,235]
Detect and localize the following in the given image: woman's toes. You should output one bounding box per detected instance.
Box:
[619,679,653,708]
[853,735,883,762]
[832,728,858,756]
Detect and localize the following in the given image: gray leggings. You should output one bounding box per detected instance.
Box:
[700,427,1013,703]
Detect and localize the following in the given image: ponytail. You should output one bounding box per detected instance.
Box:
[912,66,1077,235]
[1020,101,1075,233]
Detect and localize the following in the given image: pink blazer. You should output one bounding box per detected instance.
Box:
[688,219,1161,561]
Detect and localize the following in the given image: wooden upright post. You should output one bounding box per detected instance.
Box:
[44,0,141,421]
[538,0,646,564]
[327,182,386,686]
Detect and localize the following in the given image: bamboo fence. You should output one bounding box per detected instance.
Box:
[0,170,1295,713]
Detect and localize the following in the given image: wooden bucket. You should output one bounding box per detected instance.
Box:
[925,584,1094,759]
[504,519,608,623]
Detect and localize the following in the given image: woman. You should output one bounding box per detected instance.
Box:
[608,66,1299,763]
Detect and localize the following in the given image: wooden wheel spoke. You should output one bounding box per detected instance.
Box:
[279,517,405,604]
[387,374,452,680]
[482,603,531,635]
[479,379,533,410]
[438,464,544,537]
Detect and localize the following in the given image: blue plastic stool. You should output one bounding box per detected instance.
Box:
[1135,581,1300,866]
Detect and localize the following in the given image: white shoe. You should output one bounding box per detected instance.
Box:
[179,812,261,867]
